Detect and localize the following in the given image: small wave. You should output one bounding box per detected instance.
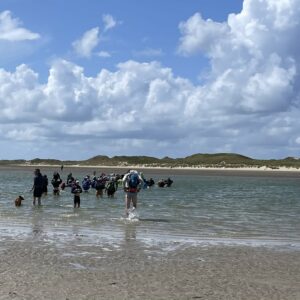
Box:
[60,213,79,218]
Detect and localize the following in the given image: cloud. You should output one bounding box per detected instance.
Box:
[178,12,228,57]
[179,0,300,117]
[72,14,118,59]
[176,0,300,158]
[72,27,100,57]
[1,0,300,159]
[0,59,194,158]
[133,48,163,57]
[102,14,118,32]
[175,0,300,159]
[0,10,40,41]
[97,51,111,58]
[0,64,42,122]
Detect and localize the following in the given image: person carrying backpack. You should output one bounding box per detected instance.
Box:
[105,179,117,197]
[95,175,106,198]
[122,170,143,217]
[51,172,62,196]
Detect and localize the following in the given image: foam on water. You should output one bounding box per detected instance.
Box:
[127,208,139,221]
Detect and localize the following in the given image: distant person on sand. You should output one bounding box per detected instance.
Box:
[122,170,143,217]
[31,169,44,206]
[61,164,64,171]
[71,180,82,208]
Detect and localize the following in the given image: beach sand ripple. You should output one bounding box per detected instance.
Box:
[0,239,299,300]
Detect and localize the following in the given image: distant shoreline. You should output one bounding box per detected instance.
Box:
[1,164,300,178]
[2,153,300,172]
[12,163,300,171]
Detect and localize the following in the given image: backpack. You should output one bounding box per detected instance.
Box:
[96,178,105,190]
[107,181,116,192]
[82,180,90,190]
[128,173,139,188]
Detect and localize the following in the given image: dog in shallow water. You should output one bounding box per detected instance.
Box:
[15,195,24,207]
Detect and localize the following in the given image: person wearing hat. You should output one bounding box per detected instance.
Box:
[71,180,82,208]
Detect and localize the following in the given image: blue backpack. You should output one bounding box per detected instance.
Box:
[128,173,139,188]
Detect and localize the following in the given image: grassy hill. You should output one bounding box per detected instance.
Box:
[1,153,300,169]
[180,153,253,166]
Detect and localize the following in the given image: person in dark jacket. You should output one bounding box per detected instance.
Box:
[71,180,82,208]
[51,172,62,195]
[32,169,44,206]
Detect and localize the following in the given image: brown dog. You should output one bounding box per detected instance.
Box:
[15,196,24,207]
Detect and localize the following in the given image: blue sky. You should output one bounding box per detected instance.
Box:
[0,0,299,160]
[0,0,243,81]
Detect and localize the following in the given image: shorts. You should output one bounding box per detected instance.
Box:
[125,192,137,204]
[53,187,60,195]
[107,188,116,196]
[33,187,43,198]
[74,195,80,206]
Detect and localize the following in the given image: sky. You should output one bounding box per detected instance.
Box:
[0,0,299,160]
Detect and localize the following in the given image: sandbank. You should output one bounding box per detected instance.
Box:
[14,163,300,172]
[0,237,299,300]
[1,164,300,178]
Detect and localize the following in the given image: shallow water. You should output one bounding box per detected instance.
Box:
[0,168,300,250]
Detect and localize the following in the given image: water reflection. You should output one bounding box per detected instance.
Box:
[30,208,44,237]
[124,223,137,242]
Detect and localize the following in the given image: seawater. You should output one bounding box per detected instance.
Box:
[0,168,300,250]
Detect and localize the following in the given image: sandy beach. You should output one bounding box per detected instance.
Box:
[0,237,299,300]
[1,164,300,179]
[12,163,300,172]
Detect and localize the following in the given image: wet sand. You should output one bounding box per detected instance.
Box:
[0,237,299,300]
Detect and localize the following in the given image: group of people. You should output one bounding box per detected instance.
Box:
[157,178,173,188]
[31,169,119,208]
[30,168,172,216]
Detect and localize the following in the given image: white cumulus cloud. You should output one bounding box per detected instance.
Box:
[1,0,300,159]
[72,27,100,57]
[178,12,228,57]
[0,10,40,41]
[179,0,300,117]
[0,59,194,158]
[177,0,300,158]
[102,14,118,32]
